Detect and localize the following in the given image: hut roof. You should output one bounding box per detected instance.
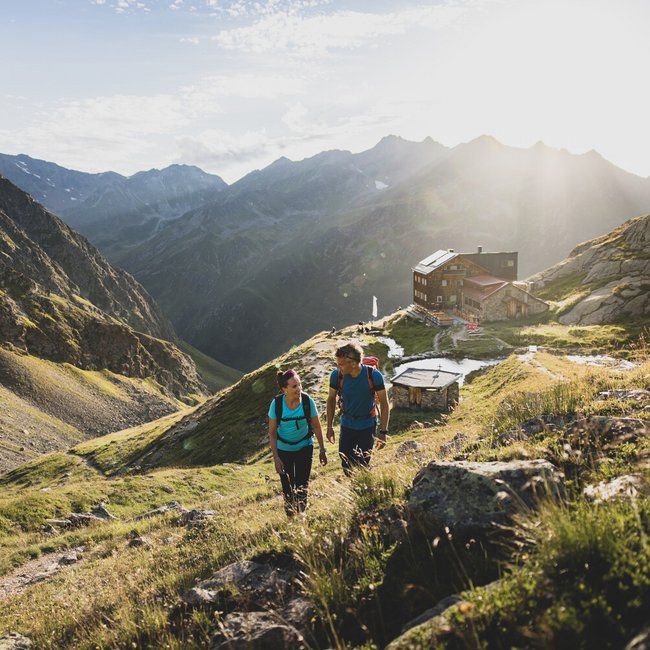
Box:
[413,249,458,274]
[391,367,461,390]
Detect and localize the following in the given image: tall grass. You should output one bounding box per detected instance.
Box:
[289,472,402,648]
[489,371,612,438]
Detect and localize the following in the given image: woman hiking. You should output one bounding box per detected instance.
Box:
[268,369,327,516]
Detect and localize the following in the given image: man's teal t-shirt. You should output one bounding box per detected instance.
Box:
[268,395,318,452]
[329,366,385,430]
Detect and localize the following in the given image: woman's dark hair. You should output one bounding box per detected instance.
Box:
[276,368,299,389]
[335,342,363,362]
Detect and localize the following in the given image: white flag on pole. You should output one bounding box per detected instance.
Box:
[372,295,378,318]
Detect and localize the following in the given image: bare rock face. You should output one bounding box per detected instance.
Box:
[408,459,565,538]
[0,175,206,400]
[528,213,650,325]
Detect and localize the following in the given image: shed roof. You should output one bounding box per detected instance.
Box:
[391,367,462,390]
[413,249,458,274]
[464,274,509,288]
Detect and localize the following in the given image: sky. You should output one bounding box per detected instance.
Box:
[1,0,649,183]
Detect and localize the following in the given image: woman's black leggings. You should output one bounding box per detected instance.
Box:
[278,445,313,515]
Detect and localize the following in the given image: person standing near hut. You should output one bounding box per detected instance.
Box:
[269,369,327,516]
[326,343,390,475]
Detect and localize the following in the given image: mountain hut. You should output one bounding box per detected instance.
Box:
[390,367,461,411]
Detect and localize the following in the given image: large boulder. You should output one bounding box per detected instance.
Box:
[208,611,307,650]
[185,559,299,609]
[0,633,32,650]
[408,460,564,538]
[583,474,645,503]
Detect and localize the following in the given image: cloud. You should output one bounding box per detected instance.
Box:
[185,73,305,100]
[176,128,273,165]
[213,4,468,56]
[0,91,215,173]
[90,0,151,13]
[206,0,332,19]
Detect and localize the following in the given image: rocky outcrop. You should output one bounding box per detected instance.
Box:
[0,633,32,649]
[208,611,308,650]
[184,555,317,649]
[408,460,565,539]
[529,213,650,325]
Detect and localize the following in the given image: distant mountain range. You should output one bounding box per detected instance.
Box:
[0,153,226,263]
[4,136,650,370]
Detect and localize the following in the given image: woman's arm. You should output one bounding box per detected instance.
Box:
[311,415,328,466]
[268,417,284,475]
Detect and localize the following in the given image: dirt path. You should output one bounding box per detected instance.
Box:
[517,351,566,381]
[0,547,84,601]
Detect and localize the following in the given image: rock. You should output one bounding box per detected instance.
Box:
[0,633,32,649]
[134,501,187,521]
[44,518,73,529]
[68,513,104,527]
[408,460,565,539]
[439,432,467,456]
[91,505,118,520]
[184,560,298,609]
[280,597,317,629]
[128,535,153,548]
[564,416,647,449]
[400,594,466,633]
[395,440,426,456]
[177,509,216,526]
[493,414,576,448]
[380,503,409,544]
[208,611,306,650]
[583,474,644,503]
[58,550,82,565]
[599,389,650,402]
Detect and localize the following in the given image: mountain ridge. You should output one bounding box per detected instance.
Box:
[0,176,209,472]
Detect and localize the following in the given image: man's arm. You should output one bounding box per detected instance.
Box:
[376,389,390,449]
[326,385,337,443]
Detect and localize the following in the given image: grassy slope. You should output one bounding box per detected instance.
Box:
[0,347,186,474]
[176,340,243,392]
[0,317,647,649]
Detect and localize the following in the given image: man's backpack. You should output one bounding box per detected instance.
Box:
[273,392,313,445]
[337,356,381,420]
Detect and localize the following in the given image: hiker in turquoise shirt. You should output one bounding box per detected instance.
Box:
[326,342,390,475]
[268,369,327,516]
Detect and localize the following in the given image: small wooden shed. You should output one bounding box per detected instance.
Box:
[390,367,461,411]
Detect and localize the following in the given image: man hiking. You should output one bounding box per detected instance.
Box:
[326,342,390,475]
